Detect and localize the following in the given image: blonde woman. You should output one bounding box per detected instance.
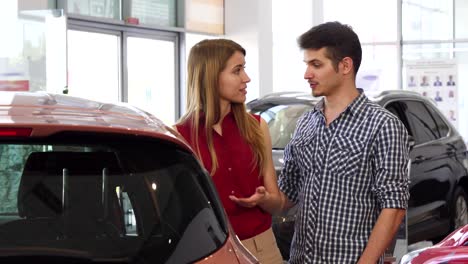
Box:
[174,39,284,263]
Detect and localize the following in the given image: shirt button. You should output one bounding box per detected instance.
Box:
[228,168,232,171]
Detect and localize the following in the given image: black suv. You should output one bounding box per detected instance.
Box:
[247,90,468,260]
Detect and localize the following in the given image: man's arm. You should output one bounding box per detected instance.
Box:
[357,208,406,264]
[359,116,410,263]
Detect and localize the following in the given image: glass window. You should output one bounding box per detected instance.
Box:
[455,0,468,39]
[358,44,398,95]
[403,43,453,62]
[323,0,397,42]
[67,30,121,103]
[129,0,176,27]
[120,190,137,235]
[0,4,66,93]
[402,0,453,41]
[404,100,439,144]
[426,103,449,137]
[454,43,468,143]
[250,103,312,149]
[385,102,413,137]
[64,0,121,20]
[126,36,176,125]
[321,0,399,94]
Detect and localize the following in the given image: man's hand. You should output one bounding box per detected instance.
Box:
[357,208,406,264]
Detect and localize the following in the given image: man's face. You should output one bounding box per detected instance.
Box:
[303,47,343,97]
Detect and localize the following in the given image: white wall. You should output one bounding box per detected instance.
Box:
[272,0,314,93]
[224,0,273,102]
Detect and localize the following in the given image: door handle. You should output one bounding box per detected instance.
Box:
[413,155,427,164]
[446,149,456,156]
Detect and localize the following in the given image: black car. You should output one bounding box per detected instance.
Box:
[247,90,468,260]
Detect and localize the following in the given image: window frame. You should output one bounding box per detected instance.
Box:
[67,18,181,122]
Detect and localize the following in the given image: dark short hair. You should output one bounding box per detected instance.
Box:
[298,21,362,75]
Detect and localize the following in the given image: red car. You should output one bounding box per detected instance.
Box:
[400,224,468,264]
[0,91,258,264]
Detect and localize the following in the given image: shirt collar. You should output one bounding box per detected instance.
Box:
[313,88,367,117]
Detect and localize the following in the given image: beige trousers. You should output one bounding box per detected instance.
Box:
[241,227,284,264]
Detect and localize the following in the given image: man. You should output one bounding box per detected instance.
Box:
[278,21,410,263]
[408,75,416,87]
[447,75,456,86]
[420,75,429,86]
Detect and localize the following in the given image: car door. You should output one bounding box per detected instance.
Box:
[385,99,452,243]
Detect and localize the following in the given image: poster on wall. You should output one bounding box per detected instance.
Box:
[405,59,458,128]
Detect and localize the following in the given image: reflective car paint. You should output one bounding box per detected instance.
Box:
[401,224,468,263]
[0,91,258,264]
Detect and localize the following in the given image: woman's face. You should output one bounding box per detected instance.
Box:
[218,51,251,105]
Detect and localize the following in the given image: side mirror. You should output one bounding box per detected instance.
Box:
[408,135,415,150]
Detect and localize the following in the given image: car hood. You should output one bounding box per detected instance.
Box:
[412,246,468,263]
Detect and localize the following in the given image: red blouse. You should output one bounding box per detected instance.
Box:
[176,112,271,240]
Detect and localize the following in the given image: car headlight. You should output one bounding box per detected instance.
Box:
[399,247,428,264]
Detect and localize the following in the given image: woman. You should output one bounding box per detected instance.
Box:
[174,39,283,263]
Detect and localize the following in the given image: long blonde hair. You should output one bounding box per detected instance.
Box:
[177,39,266,176]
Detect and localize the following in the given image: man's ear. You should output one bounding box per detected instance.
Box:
[340,57,354,75]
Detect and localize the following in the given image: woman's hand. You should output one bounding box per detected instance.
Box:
[229,186,268,208]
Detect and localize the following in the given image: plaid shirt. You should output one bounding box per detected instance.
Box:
[279,92,410,264]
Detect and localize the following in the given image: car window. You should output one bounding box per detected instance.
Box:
[0,132,227,263]
[403,100,441,144]
[251,103,311,149]
[385,101,413,137]
[425,103,450,137]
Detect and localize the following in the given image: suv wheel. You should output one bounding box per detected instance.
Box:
[452,187,468,230]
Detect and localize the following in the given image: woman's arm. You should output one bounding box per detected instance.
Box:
[229,118,291,214]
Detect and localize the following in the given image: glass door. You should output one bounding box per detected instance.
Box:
[67,29,121,103]
[125,34,176,125]
[1,6,66,93]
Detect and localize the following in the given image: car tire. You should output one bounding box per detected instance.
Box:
[451,187,468,230]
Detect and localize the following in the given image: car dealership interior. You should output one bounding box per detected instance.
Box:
[2,1,468,263]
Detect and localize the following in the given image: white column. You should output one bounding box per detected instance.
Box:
[224,0,273,101]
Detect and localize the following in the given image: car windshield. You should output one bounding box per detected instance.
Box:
[0,132,227,264]
[251,103,311,149]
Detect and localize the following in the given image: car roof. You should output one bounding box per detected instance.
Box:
[372,89,430,103]
[248,89,429,106]
[0,91,189,150]
[247,91,319,108]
